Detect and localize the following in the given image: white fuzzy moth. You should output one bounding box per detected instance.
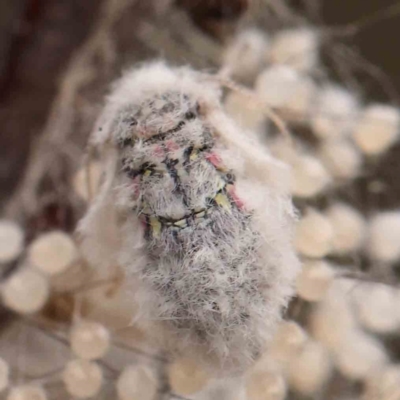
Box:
[79,62,300,385]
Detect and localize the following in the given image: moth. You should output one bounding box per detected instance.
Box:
[79,62,300,377]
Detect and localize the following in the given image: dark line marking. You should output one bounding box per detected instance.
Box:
[123,161,158,179]
[122,117,138,126]
[143,120,186,144]
[162,156,190,208]
[185,111,196,120]
[144,214,151,240]
[183,145,194,172]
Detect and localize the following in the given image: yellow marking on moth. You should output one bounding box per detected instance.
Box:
[174,219,188,228]
[150,216,162,237]
[215,193,231,210]
[217,176,226,191]
[144,170,152,177]
[141,205,152,214]
[190,149,199,161]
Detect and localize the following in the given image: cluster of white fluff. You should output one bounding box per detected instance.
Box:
[79,62,300,381]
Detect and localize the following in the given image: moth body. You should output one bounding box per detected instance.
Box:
[80,62,300,374]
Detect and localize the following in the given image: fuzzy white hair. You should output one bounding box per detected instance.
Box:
[79,61,300,376]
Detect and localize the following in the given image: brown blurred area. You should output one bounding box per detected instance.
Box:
[0,0,101,208]
[1,0,400,210]
[322,0,400,102]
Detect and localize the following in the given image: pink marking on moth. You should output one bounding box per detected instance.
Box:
[165,140,180,152]
[227,185,245,209]
[131,176,140,200]
[153,145,164,158]
[206,152,223,168]
[140,218,147,229]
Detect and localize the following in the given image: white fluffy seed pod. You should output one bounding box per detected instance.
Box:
[70,321,111,360]
[7,385,47,400]
[367,211,400,263]
[62,359,103,399]
[1,267,49,314]
[310,280,357,349]
[255,66,316,120]
[117,365,158,400]
[222,29,269,82]
[246,368,287,400]
[295,209,334,258]
[296,260,335,302]
[333,330,388,381]
[167,358,210,396]
[352,104,400,155]
[269,321,308,366]
[28,231,77,276]
[0,357,9,392]
[224,91,267,139]
[288,340,332,395]
[73,161,102,201]
[311,84,359,140]
[352,284,400,334]
[79,62,300,375]
[364,364,400,400]
[319,139,362,180]
[268,135,298,165]
[0,220,24,263]
[269,28,319,73]
[291,154,331,198]
[326,203,366,255]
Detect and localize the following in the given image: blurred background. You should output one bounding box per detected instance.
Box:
[1,1,400,400]
[2,0,400,209]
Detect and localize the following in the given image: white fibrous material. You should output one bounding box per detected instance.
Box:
[352,284,400,334]
[222,29,268,81]
[288,341,332,395]
[28,231,77,275]
[269,321,308,365]
[78,62,300,374]
[1,268,49,314]
[73,161,103,201]
[295,209,334,258]
[310,280,357,349]
[333,330,388,381]
[6,385,47,400]
[326,203,366,255]
[311,84,359,140]
[364,364,400,400]
[70,321,111,360]
[0,220,24,263]
[224,91,267,138]
[247,368,287,400]
[291,155,331,198]
[117,365,158,400]
[0,357,9,392]
[255,66,316,120]
[269,28,319,73]
[62,359,103,399]
[167,358,210,396]
[319,139,362,180]
[367,211,400,263]
[296,260,334,302]
[352,104,400,155]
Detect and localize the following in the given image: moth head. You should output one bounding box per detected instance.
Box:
[112,91,200,147]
